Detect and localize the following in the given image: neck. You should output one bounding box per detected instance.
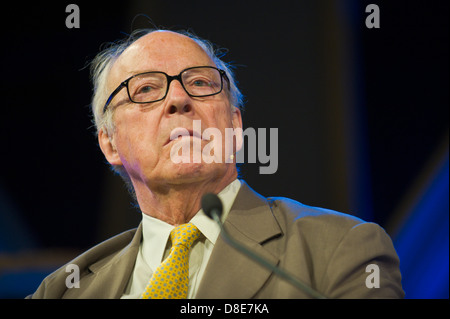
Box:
[133,170,238,225]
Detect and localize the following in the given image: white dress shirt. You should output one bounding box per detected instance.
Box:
[121,179,241,299]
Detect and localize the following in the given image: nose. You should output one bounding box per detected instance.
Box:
[164,79,193,115]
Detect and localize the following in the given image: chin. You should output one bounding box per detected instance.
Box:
[169,161,227,183]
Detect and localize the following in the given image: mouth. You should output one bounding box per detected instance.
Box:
[166,127,203,145]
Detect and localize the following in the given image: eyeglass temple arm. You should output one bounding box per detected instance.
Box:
[102,82,127,113]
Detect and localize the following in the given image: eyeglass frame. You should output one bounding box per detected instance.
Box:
[102,66,230,113]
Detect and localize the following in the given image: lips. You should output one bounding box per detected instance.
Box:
[167,127,203,145]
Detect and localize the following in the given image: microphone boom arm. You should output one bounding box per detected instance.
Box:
[210,209,327,299]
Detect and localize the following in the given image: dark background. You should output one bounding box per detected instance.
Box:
[0,0,448,298]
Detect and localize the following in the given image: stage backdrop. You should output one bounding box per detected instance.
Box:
[0,0,448,298]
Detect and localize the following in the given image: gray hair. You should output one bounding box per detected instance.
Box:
[89,29,244,197]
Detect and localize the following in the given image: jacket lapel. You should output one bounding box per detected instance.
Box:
[196,181,282,298]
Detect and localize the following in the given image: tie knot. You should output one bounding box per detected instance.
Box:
[170,223,201,249]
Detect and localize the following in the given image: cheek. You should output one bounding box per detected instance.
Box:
[113,112,160,165]
[204,100,234,125]
[203,104,238,158]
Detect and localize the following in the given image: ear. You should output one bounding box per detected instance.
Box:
[231,107,244,153]
[98,128,123,166]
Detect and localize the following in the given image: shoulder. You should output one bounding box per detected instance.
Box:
[236,181,375,241]
[28,227,138,299]
[267,196,368,234]
[71,227,138,271]
[265,196,395,263]
[264,196,403,298]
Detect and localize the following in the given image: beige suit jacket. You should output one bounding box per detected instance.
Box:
[27,182,404,298]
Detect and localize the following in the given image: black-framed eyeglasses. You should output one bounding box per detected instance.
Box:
[102,66,230,113]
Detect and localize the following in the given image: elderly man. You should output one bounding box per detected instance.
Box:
[28,29,403,299]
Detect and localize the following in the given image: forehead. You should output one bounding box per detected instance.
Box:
[108,31,215,85]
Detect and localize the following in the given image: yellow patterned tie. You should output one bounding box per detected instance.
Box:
[142,223,201,299]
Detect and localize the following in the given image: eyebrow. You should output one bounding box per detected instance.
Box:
[126,69,158,76]
[125,65,216,77]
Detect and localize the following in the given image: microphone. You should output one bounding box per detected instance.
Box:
[201,193,327,299]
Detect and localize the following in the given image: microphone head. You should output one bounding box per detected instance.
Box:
[201,193,223,220]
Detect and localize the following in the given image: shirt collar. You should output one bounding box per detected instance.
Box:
[191,178,241,245]
[141,179,241,270]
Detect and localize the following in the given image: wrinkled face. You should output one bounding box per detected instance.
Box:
[99,31,242,189]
